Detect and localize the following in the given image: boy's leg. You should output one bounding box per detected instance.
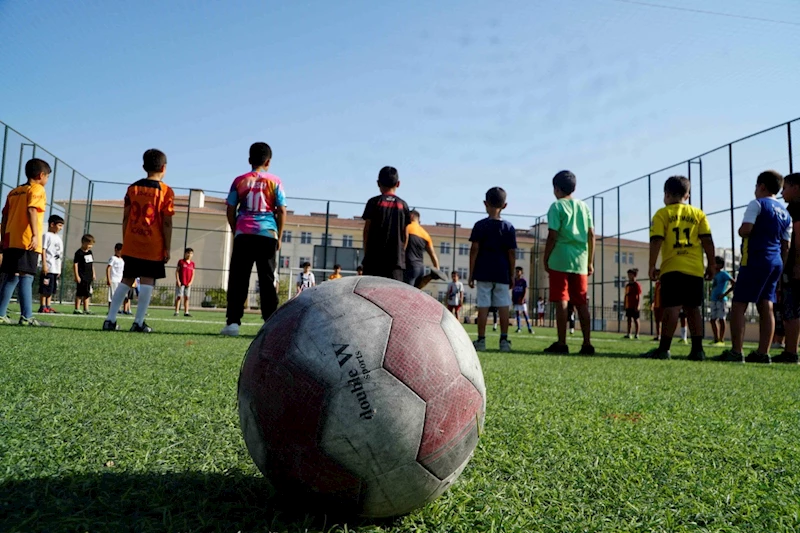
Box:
[569,274,591,346]
[498,306,510,335]
[757,300,775,355]
[184,294,190,314]
[730,301,748,354]
[659,306,680,349]
[718,318,726,342]
[254,237,278,322]
[515,311,521,330]
[18,274,34,319]
[476,307,489,337]
[174,293,180,314]
[634,317,640,336]
[554,301,568,344]
[106,278,134,323]
[226,236,258,326]
[523,311,531,329]
[134,277,155,326]
[710,319,719,343]
[627,316,632,335]
[0,274,20,317]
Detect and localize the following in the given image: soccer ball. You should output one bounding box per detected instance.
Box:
[238,276,486,518]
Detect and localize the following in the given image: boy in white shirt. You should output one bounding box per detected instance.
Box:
[107,243,125,311]
[38,215,64,313]
[296,262,315,294]
[446,271,464,320]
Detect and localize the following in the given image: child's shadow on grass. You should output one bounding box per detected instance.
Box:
[1,470,394,533]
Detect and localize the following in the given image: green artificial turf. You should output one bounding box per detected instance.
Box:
[2,307,800,532]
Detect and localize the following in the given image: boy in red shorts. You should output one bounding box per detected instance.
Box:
[542,170,596,355]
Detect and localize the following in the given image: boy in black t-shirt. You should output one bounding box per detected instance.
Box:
[777,173,800,363]
[361,166,411,280]
[73,234,96,314]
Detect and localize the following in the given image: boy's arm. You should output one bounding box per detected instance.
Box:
[73,261,80,282]
[175,264,182,285]
[781,239,790,269]
[187,268,195,287]
[649,238,663,281]
[27,207,39,251]
[738,200,759,237]
[404,225,410,252]
[507,249,516,290]
[92,265,96,281]
[122,204,130,239]
[106,264,112,286]
[362,221,370,253]
[226,205,237,234]
[738,223,753,238]
[700,235,716,280]
[275,206,286,251]
[543,230,558,273]
[587,227,596,276]
[425,242,440,269]
[162,215,173,264]
[468,242,479,288]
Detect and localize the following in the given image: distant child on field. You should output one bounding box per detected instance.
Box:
[469,187,517,352]
[512,266,533,334]
[38,214,64,314]
[361,166,410,280]
[719,170,790,363]
[643,176,715,360]
[356,265,364,276]
[103,149,175,333]
[567,302,576,334]
[328,264,342,280]
[623,268,642,339]
[446,271,464,320]
[536,296,545,327]
[73,234,96,315]
[296,261,315,293]
[0,158,51,326]
[651,269,663,341]
[174,248,195,317]
[709,256,734,345]
[543,170,596,355]
[106,243,125,311]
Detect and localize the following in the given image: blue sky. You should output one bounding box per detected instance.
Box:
[1,0,799,231]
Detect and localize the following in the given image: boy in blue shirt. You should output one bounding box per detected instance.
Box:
[717,170,791,363]
[709,256,734,346]
[468,187,517,352]
[775,172,800,364]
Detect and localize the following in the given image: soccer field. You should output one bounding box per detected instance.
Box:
[2,307,800,533]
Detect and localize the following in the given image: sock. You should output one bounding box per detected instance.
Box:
[107,283,131,322]
[0,275,20,317]
[691,336,703,352]
[500,333,508,340]
[477,336,485,342]
[516,314,521,329]
[18,274,34,319]
[524,314,531,329]
[134,284,154,326]
[659,335,673,352]
[681,327,687,340]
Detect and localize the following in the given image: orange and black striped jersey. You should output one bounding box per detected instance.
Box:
[2,182,46,252]
[405,220,433,266]
[121,179,175,261]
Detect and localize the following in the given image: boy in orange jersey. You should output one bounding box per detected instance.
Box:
[103,149,175,333]
[0,159,51,326]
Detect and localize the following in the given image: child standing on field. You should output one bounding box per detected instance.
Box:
[296,261,315,293]
[536,296,545,327]
[543,170,596,355]
[512,266,533,334]
[361,166,411,280]
[0,158,51,326]
[73,234,96,314]
[709,256,734,345]
[469,187,517,352]
[642,176,715,360]
[103,149,175,333]
[328,264,343,280]
[106,243,125,311]
[623,268,642,339]
[446,271,464,320]
[39,214,64,314]
[174,248,195,317]
[718,170,791,363]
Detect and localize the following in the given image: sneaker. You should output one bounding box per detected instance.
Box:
[640,348,671,359]
[184,313,192,317]
[492,324,497,331]
[680,338,688,344]
[102,320,120,331]
[623,334,631,339]
[579,344,596,355]
[543,342,569,354]
[772,351,799,364]
[47,307,58,314]
[73,310,82,315]
[83,310,93,315]
[634,335,639,340]
[173,312,179,316]
[652,336,660,342]
[0,315,13,325]
[37,306,46,313]
[712,349,744,363]
[528,328,534,334]
[220,323,240,337]
[687,349,706,361]
[569,329,575,335]
[499,338,512,352]
[745,351,771,364]
[130,321,153,333]
[19,316,50,327]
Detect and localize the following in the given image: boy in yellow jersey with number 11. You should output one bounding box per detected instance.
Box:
[642,176,715,360]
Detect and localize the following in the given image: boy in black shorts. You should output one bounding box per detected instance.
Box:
[361,166,410,280]
[73,234,96,314]
[642,177,715,360]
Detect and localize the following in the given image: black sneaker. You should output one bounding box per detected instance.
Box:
[184,313,192,317]
[543,342,569,354]
[745,351,771,364]
[771,351,800,364]
[640,348,671,359]
[712,350,744,363]
[102,320,120,331]
[687,349,706,361]
[130,321,153,333]
[579,344,595,355]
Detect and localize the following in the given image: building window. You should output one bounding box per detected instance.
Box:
[280,256,291,268]
[458,243,469,256]
[628,252,634,264]
[440,242,451,255]
[282,231,292,243]
[438,291,446,302]
[301,232,312,244]
[621,253,627,264]
[614,252,619,263]
[612,300,622,312]
[299,257,310,267]
[342,235,353,248]
[440,266,450,276]
[515,249,525,260]
[322,233,333,246]
[614,276,622,288]
[457,267,469,279]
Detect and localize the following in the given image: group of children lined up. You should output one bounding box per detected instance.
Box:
[0,156,198,329]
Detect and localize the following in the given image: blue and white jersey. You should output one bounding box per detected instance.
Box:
[741,197,791,266]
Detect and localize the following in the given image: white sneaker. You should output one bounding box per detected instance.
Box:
[220,323,240,336]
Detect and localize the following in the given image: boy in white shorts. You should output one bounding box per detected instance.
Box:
[106,243,124,311]
[468,187,517,352]
[709,255,734,345]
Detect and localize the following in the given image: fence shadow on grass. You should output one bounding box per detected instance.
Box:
[1,470,397,533]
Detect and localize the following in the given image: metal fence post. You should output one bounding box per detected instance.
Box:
[0,125,8,201]
[591,197,596,328]
[601,197,605,325]
[647,174,653,336]
[729,144,736,278]
[83,179,93,234]
[452,210,457,274]
[60,170,77,304]
[184,190,192,251]
[49,159,58,219]
[616,187,621,332]
[789,121,794,174]
[322,201,330,271]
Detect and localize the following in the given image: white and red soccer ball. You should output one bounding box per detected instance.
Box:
[238,276,486,517]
